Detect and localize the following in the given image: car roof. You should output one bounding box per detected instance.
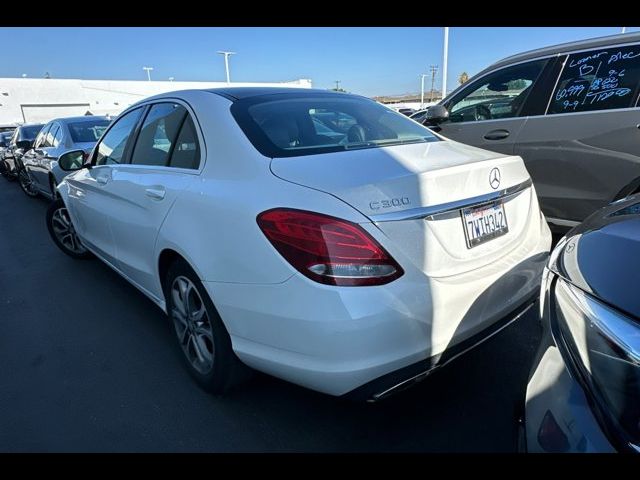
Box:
[486,32,640,72]
[205,87,354,101]
[49,115,110,124]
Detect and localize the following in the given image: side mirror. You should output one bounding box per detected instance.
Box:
[16,140,32,150]
[58,150,86,172]
[422,105,450,125]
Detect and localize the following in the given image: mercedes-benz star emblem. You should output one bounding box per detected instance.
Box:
[489,167,501,190]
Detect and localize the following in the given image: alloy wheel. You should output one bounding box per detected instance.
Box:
[170,276,215,375]
[18,169,38,196]
[50,207,87,255]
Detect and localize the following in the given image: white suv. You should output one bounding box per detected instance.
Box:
[47,88,551,400]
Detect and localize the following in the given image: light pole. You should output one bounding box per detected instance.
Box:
[334,80,341,91]
[217,51,236,83]
[420,73,428,107]
[429,65,438,103]
[143,66,153,81]
[442,27,449,99]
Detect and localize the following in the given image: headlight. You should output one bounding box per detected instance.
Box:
[554,279,640,450]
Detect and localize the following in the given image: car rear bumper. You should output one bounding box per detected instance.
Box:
[203,225,550,397]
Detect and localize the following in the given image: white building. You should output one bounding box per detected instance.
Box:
[0,77,313,125]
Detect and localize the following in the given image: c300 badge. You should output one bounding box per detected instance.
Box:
[369,197,411,210]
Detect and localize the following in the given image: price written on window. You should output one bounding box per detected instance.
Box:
[550,47,640,114]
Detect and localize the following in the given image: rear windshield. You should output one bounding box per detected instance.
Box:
[68,120,111,143]
[21,125,43,140]
[231,94,440,158]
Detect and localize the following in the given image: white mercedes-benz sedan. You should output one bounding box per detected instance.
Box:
[47,88,551,400]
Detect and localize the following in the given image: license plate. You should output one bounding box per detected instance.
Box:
[461,201,509,248]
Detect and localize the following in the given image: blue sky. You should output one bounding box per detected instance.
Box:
[1,27,638,96]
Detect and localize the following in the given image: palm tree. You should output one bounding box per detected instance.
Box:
[458,72,469,85]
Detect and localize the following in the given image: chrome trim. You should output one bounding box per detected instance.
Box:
[369,178,532,223]
[562,280,640,366]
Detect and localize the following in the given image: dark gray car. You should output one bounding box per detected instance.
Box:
[0,123,44,181]
[422,32,640,233]
[524,194,640,452]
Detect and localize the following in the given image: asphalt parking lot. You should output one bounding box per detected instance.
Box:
[0,179,542,452]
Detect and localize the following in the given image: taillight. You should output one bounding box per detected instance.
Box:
[257,208,403,286]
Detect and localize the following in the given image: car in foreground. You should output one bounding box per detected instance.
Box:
[46,87,551,399]
[0,123,44,181]
[524,193,640,452]
[17,116,110,199]
[420,32,640,233]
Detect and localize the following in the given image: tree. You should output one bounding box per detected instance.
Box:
[458,72,469,85]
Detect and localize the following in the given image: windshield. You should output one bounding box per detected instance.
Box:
[68,119,111,143]
[21,125,43,140]
[231,94,440,158]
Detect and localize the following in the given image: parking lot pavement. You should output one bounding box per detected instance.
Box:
[0,180,542,452]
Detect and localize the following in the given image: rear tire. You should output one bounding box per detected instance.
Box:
[165,259,251,394]
[46,199,92,259]
[18,167,39,197]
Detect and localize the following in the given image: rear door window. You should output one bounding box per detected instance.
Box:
[53,124,64,147]
[130,103,187,167]
[47,124,60,148]
[169,115,200,169]
[548,44,640,114]
[34,124,51,149]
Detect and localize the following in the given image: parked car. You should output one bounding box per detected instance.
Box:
[0,131,13,158]
[524,193,640,452]
[17,116,110,199]
[421,32,640,233]
[0,123,44,181]
[46,87,551,399]
[0,124,17,134]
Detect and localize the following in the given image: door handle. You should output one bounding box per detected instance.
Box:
[483,129,510,140]
[145,187,165,200]
[96,175,109,185]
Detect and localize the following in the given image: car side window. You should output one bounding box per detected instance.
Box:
[548,45,640,114]
[130,103,187,167]
[446,59,547,123]
[34,125,51,149]
[169,115,201,169]
[47,124,60,148]
[94,107,144,166]
[53,124,64,147]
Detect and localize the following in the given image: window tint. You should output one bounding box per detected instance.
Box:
[130,103,187,167]
[231,95,440,158]
[95,107,143,166]
[548,45,640,114]
[447,59,547,123]
[34,124,51,148]
[53,124,64,147]
[169,115,200,169]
